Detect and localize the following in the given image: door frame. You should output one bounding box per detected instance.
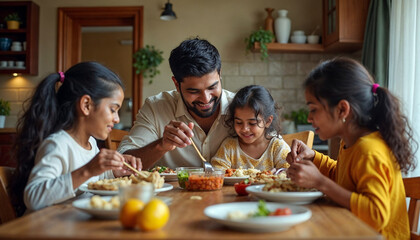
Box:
[57,6,143,121]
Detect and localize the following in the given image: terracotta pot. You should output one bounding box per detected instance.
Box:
[6,20,19,30]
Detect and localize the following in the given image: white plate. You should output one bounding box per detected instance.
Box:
[72,196,118,219]
[223,177,248,185]
[73,196,173,219]
[79,183,174,196]
[246,185,323,205]
[160,173,177,182]
[204,202,311,232]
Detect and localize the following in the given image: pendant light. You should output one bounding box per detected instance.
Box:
[160,0,177,21]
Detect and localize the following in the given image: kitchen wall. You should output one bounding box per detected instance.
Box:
[0,0,360,128]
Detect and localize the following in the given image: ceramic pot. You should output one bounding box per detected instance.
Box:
[0,38,12,51]
[6,20,19,30]
[274,9,291,44]
[264,8,275,40]
[0,115,5,128]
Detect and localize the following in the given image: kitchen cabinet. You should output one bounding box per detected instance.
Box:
[254,0,370,53]
[0,128,17,168]
[0,1,39,75]
[323,0,370,52]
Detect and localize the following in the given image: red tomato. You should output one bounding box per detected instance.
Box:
[234,181,251,196]
[269,207,292,216]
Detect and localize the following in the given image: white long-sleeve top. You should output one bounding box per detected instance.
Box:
[24,130,114,211]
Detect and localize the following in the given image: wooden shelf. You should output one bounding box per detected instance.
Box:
[254,42,324,53]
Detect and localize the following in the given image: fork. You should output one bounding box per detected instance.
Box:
[189,138,214,173]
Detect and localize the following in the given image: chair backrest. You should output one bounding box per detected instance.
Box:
[0,166,16,224]
[282,130,315,149]
[105,129,129,150]
[403,177,420,240]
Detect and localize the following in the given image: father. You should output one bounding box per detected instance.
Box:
[118,38,235,169]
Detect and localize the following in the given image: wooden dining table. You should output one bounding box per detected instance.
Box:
[0,182,383,240]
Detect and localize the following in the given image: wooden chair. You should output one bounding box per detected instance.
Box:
[0,166,16,224]
[282,130,315,149]
[105,129,129,150]
[403,177,420,240]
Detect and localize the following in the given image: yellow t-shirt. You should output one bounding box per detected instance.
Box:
[313,131,409,240]
[210,136,290,171]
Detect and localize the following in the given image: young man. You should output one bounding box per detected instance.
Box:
[118,38,235,169]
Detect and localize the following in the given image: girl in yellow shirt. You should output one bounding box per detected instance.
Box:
[286,58,416,240]
[211,85,290,171]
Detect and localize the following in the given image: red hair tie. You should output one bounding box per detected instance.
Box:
[58,72,65,83]
[372,83,379,93]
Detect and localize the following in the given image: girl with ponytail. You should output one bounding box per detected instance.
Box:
[11,62,142,215]
[286,57,416,239]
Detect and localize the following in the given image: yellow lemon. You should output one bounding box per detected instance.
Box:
[119,198,145,229]
[137,198,170,231]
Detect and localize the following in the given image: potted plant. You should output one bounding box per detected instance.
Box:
[0,99,11,128]
[245,28,274,61]
[284,108,313,133]
[133,45,164,84]
[4,12,20,30]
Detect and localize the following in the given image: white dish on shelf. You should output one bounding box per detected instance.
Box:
[246,185,323,204]
[0,66,25,70]
[79,183,173,196]
[204,202,311,232]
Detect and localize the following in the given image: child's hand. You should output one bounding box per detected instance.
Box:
[113,155,142,177]
[87,148,125,176]
[286,139,315,164]
[287,160,324,189]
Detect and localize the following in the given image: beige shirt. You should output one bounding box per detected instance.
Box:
[210,136,290,171]
[118,89,235,169]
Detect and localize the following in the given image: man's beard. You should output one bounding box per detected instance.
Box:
[180,91,222,118]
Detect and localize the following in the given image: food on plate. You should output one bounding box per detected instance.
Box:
[89,195,120,210]
[88,177,132,191]
[234,179,251,196]
[249,171,288,184]
[149,166,175,174]
[263,179,317,192]
[224,167,260,177]
[87,171,164,191]
[185,171,224,191]
[227,200,292,220]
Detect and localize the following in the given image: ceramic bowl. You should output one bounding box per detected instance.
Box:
[293,30,305,36]
[291,35,307,44]
[307,35,320,44]
[0,38,12,51]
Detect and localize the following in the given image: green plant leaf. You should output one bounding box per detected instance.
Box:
[4,12,20,22]
[244,28,274,61]
[133,45,164,84]
[0,99,11,116]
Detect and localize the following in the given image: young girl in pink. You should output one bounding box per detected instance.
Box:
[12,62,142,215]
[287,58,416,239]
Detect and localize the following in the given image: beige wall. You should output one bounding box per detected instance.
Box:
[0,0,341,128]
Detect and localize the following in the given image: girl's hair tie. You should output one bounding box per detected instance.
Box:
[58,72,65,83]
[372,83,379,93]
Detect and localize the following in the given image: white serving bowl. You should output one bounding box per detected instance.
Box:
[293,30,305,36]
[291,35,307,44]
[307,35,320,44]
